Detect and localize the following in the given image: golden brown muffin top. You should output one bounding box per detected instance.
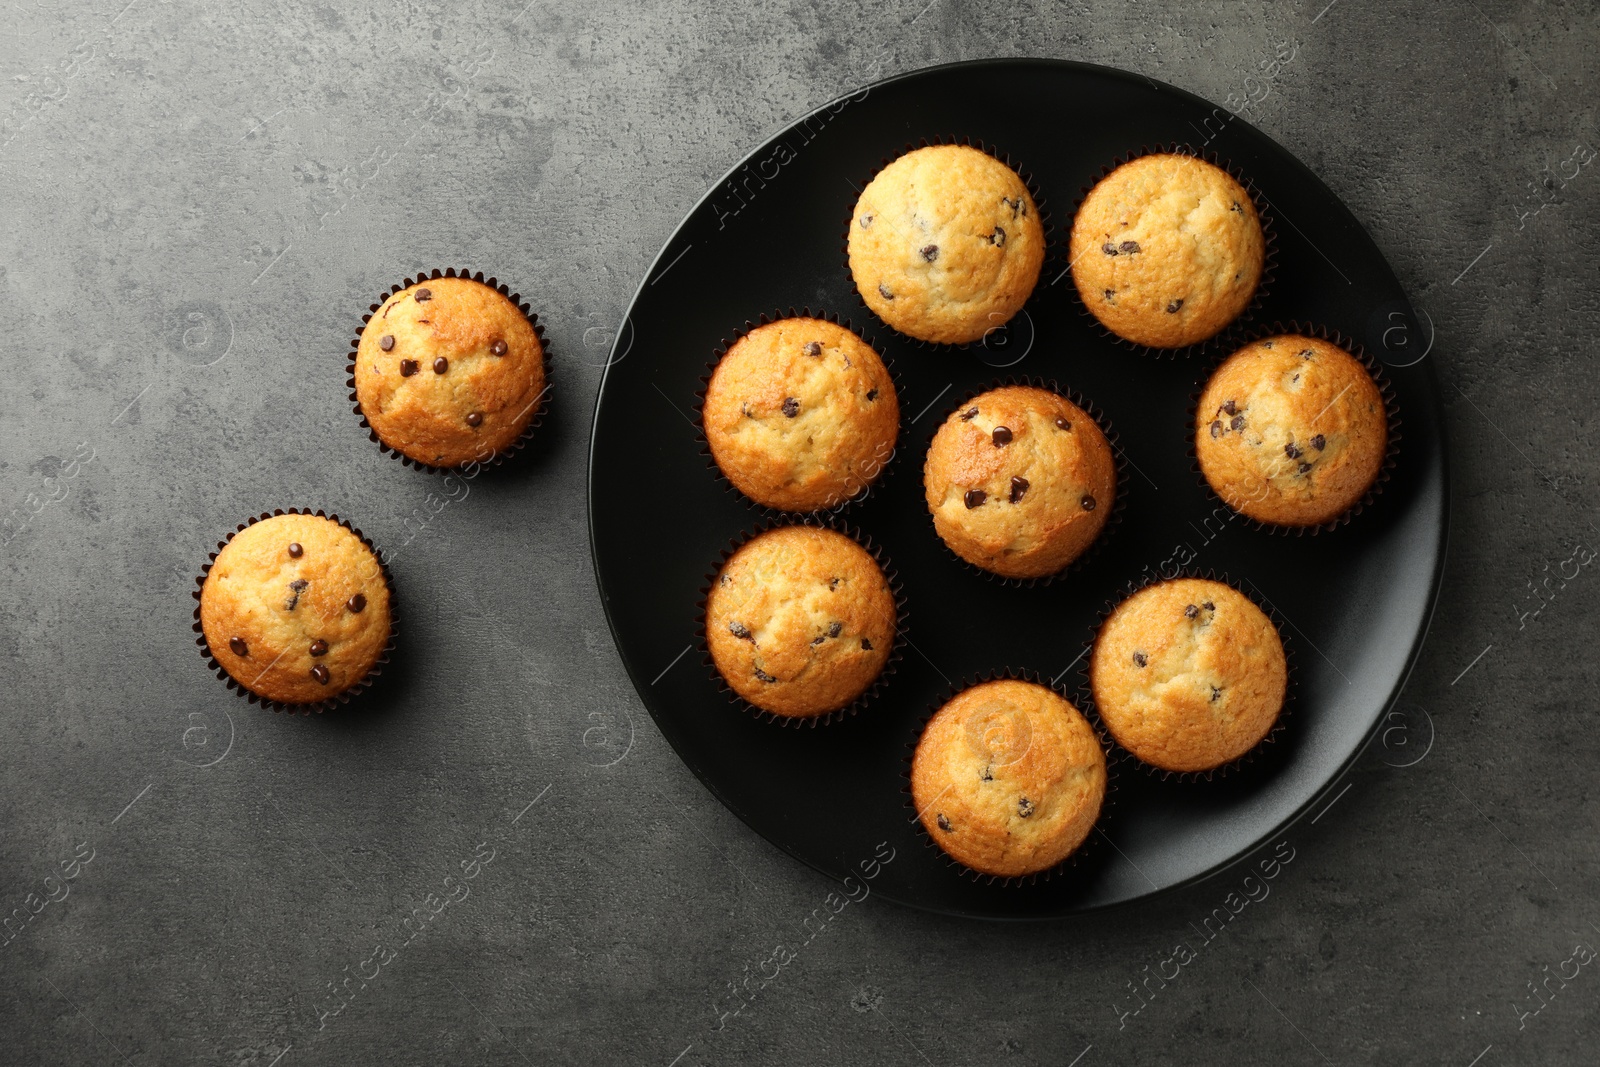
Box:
[1070,154,1264,349]
[848,145,1044,345]
[354,276,545,469]
[1196,334,1387,527]
[911,679,1106,878]
[705,527,896,717]
[923,386,1116,579]
[199,514,391,705]
[703,318,899,512]
[1090,578,1285,773]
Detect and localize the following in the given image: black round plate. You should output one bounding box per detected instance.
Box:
[587,59,1446,917]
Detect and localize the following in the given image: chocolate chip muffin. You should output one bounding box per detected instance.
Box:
[703,318,898,512]
[848,145,1044,345]
[911,679,1107,878]
[1196,334,1387,527]
[1069,154,1264,349]
[1090,579,1285,773]
[923,385,1116,579]
[199,513,392,705]
[354,276,546,468]
[706,526,896,718]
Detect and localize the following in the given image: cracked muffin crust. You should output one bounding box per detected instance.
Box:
[200,514,392,704]
[705,526,896,718]
[1090,578,1286,773]
[703,318,899,512]
[848,145,1044,345]
[1196,334,1387,527]
[354,276,545,468]
[1069,154,1264,349]
[923,385,1116,579]
[911,679,1106,878]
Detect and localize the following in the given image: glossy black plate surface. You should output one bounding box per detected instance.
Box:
[588,58,1446,917]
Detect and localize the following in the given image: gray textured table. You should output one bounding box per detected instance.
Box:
[2,2,1596,1064]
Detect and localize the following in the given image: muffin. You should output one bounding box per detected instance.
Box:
[199,513,392,705]
[354,276,546,468]
[1069,154,1264,349]
[923,385,1116,579]
[1090,578,1286,773]
[703,318,899,511]
[911,679,1107,878]
[848,145,1044,345]
[706,526,896,718]
[1196,334,1387,527]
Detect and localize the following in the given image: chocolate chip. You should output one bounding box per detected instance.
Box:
[1299,348,1314,359]
[992,426,1013,447]
[753,667,776,683]
[1222,400,1238,416]
[1231,200,1243,212]
[964,489,987,508]
[1210,420,1223,438]
[1311,434,1326,450]
[433,356,448,374]
[829,577,840,591]
[285,578,308,611]
[1132,651,1147,667]
[379,334,395,351]
[287,542,303,558]
[811,636,825,646]
[1055,416,1072,431]
[1103,289,1116,302]
[400,359,419,376]
[1166,299,1184,314]
[980,766,994,781]
[802,341,822,357]
[1002,195,1022,218]
[490,339,508,356]
[310,664,331,685]
[866,388,878,401]
[1102,242,1119,256]
[782,397,800,418]
[936,814,952,832]
[920,244,938,262]
[1202,601,1214,611]
[346,593,367,613]
[960,408,979,421]
[878,284,894,300]
[1263,340,1275,349]
[861,638,873,651]
[859,214,873,229]
[828,622,842,638]
[1081,494,1096,511]
[414,287,432,302]
[1298,461,1313,474]
[990,226,1006,246]
[1285,442,1302,459]
[1017,797,1035,818]
[1010,476,1029,503]
[1120,240,1141,253]
[228,636,249,657]
[1210,685,1222,702]
[1185,604,1199,619]
[466,412,483,427]
[309,639,328,657]
[1230,414,1245,431]
[728,622,754,642]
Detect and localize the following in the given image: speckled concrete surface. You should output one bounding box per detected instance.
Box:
[1,1,1597,1064]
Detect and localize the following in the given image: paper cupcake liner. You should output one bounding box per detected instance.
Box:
[1187,321,1402,536]
[1076,569,1298,783]
[692,307,906,520]
[1064,143,1280,361]
[190,508,398,715]
[695,516,906,729]
[900,667,1118,887]
[348,267,552,475]
[838,136,1056,352]
[920,376,1128,589]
